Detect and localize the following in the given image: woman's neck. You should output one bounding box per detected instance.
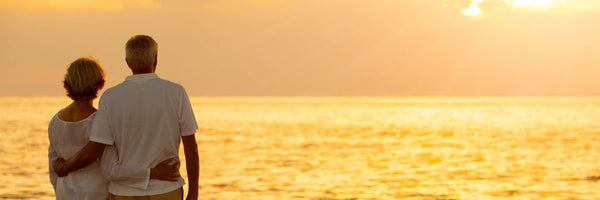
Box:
[58,100,96,122]
[71,100,94,108]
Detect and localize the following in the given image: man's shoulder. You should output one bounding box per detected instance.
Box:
[154,78,188,94]
[156,78,183,88]
[100,78,188,99]
[100,82,127,98]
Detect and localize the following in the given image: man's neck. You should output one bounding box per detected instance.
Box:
[132,70,154,75]
[131,66,155,75]
[132,72,154,75]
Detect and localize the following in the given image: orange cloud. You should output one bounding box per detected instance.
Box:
[0,0,159,12]
[455,0,600,16]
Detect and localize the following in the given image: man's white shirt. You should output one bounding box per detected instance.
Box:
[90,73,198,196]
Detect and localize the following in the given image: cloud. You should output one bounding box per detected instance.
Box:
[0,0,159,12]
[558,0,600,13]
[455,0,600,16]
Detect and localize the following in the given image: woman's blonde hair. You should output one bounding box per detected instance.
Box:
[63,57,105,101]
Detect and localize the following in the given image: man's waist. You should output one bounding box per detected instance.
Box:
[108,178,185,196]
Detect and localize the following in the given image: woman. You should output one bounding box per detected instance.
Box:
[48,58,178,199]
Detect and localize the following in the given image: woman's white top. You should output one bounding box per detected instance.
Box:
[48,112,108,200]
[48,111,152,199]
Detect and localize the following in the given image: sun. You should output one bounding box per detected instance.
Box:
[461,0,570,16]
[461,0,484,16]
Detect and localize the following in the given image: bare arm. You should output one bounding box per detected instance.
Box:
[54,141,105,176]
[182,134,199,200]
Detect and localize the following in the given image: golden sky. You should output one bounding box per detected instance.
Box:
[1,0,600,96]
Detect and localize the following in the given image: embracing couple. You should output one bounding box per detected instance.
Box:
[47,35,199,200]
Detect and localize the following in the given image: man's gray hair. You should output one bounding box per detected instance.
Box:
[125,35,158,71]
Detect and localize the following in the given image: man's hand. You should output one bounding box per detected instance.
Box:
[150,158,180,181]
[53,157,68,177]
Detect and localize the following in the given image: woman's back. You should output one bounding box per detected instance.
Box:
[48,107,108,200]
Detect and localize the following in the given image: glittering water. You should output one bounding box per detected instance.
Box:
[2,97,600,200]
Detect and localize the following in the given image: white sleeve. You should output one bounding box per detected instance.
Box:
[47,122,58,191]
[48,143,58,190]
[100,146,150,190]
[178,86,198,136]
[89,96,114,145]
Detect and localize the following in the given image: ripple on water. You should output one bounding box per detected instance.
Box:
[490,190,521,197]
[395,193,457,200]
[0,194,32,199]
[584,176,600,182]
[491,190,581,199]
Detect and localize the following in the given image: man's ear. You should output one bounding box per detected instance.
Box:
[153,54,158,72]
[154,54,158,67]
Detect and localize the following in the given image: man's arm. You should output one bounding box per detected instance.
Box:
[54,141,106,176]
[182,134,199,200]
[178,87,199,199]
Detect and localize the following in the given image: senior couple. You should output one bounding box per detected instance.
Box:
[47,35,199,200]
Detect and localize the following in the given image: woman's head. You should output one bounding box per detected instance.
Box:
[63,57,105,101]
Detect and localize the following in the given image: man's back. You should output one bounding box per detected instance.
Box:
[90,73,198,196]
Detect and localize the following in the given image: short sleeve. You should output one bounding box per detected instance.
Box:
[179,87,198,136]
[48,143,58,190]
[89,96,115,145]
[47,121,58,190]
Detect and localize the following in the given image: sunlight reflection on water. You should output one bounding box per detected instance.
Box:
[2,97,600,199]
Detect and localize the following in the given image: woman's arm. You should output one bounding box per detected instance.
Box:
[101,145,179,190]
[54,141,105,176]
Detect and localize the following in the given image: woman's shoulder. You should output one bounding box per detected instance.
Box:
[48,110,97,144]
[56,105,97,123]
[49,108,66,125]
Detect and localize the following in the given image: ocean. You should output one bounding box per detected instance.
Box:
[2,97,600,200]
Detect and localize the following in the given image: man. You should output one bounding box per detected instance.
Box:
[55,35,199,200]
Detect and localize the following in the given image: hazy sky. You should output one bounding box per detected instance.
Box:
[2,0,600,96]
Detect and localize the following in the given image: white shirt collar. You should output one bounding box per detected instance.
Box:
[125,73,159,82]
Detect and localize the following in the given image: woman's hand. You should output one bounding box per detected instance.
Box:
[150,158,180,181]
[53,157,68,177]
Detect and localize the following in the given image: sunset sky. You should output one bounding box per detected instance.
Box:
[2,0,600,96]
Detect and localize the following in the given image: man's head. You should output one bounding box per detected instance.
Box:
[125,35,158,74]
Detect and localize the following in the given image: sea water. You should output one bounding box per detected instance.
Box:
[2,97,600,200]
